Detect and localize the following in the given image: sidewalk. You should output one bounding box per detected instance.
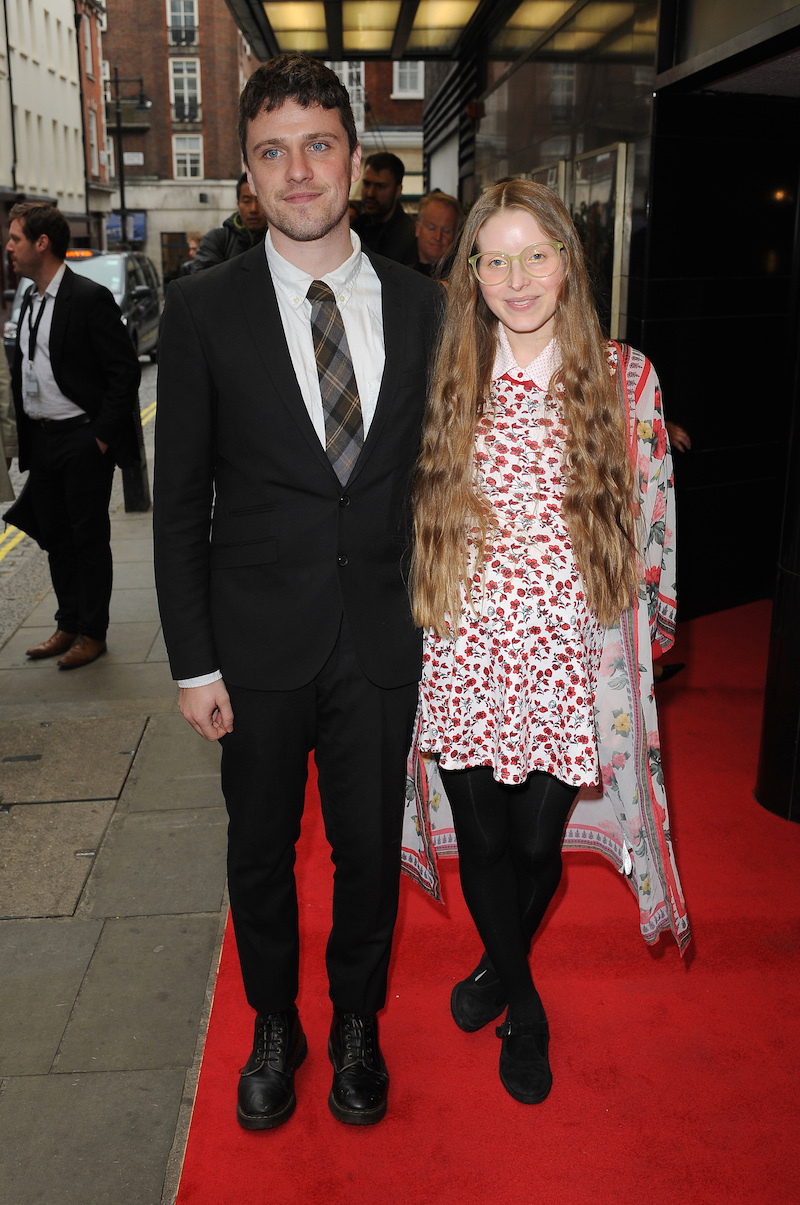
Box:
[0,365,227,1205]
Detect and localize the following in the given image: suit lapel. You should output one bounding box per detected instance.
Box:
[346,251,407,485]
[235,248,333,477]
[48,266,74,376]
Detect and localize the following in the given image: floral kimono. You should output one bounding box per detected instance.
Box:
[402,342,691,953]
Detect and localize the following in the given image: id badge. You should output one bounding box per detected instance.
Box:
[23,364,39,398]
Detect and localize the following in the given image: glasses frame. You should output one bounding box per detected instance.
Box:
[468,241,565,285]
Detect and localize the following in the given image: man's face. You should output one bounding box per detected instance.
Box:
[6,219,43,279]
[245,100,361,246]
[187,238,200,258]
[361,168,401,222]
[237,181,268,231]
[416,200,459,265]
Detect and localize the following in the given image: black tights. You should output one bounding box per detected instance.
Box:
[439,765,578,1020]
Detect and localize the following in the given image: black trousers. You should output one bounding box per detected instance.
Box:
[220,620,418,1017]
[28,419,115,641]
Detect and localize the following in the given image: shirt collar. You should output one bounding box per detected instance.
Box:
[38,262,66,301]
[264,229,364,310]
[493,324,561,389]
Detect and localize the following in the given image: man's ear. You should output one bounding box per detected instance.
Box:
[350,142,362,186]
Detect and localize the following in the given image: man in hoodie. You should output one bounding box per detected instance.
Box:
[191,174,268,272]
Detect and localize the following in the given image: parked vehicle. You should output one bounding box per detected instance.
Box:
[3,249,163,366]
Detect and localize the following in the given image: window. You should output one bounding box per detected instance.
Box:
[88,107,99,176]
[173,134,202,178]
[327,61,365,130]
[167,0,197,46]
[82,10,93,74]
[550,63,575,124]
[169,58,201,122]
[392,61,424,99]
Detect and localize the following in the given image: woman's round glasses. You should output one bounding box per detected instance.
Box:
[468,241,565,285]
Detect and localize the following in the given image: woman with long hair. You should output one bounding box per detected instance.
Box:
[410,179,688,1106]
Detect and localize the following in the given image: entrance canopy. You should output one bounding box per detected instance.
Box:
[224,0,656,65]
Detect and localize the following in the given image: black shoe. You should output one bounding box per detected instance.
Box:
[328,1011,389,1126]
[496,1015,552,1104]
[236,1009,307,1131]
[451,952,507,1032]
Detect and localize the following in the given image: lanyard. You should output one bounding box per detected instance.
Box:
[27,291,49,363]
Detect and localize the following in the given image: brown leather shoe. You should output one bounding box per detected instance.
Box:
[26,629,77,659]
[57,635,107,670]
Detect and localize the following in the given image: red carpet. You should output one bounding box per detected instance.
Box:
[176,600,800,1205]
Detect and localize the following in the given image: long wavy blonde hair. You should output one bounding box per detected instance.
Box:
[411,179,637,636]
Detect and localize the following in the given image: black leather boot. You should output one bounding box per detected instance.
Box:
[237,1009,307,1130]
[328,1010,389,1125]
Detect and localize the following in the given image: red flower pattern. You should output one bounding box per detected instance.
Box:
[419,371,603,787]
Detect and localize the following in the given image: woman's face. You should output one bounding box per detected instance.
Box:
[474,208,566,363]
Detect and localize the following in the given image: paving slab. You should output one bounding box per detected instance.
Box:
[0,718,145,803]
[0,1069,186,1205]
[0,662,178,723]
[113,559,156,589]
[147,625,169,663]
[124,714,223,812]
[80,806,228,918]
[56,914,220,1071]
[109,535,154,564]
[0,918,103,1074]
[0,800,115,919]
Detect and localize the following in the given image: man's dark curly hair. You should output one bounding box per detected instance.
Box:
[9,201,70,260]
[238,53,358,163]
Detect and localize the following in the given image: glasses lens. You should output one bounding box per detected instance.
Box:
[474,253,510,284]
[523,243,560,277]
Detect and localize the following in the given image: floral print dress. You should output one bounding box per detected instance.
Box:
[404,336,690,953]
[418,331,603,788]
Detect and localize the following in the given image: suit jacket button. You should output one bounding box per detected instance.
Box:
[339,494,350,507]
[338,554,348,567]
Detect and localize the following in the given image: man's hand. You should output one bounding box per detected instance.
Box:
[179,681,234,741]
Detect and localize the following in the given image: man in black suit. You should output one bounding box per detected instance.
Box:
[154,55,437,1131]
[6,202,141,669]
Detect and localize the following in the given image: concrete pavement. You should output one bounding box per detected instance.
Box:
[0,363,228,1205]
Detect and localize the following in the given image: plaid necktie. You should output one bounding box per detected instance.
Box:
[307,279,364,485]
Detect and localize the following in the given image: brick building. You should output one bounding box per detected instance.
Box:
[76,0,115,247]
[330,60,424,206]
[101,0,256,278]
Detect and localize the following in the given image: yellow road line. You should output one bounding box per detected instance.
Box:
[140,401,157,426]
[0,527,26,563]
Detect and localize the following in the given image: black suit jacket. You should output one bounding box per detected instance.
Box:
[153,244,438,692]
[11,265,142,470]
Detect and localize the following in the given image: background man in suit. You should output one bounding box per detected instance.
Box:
[154,54,437,1131]
[5,202,141,669]
[352,152,417,266]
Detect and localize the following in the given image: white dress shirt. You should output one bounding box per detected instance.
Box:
[265,228,385,442]
[20,264,86,422]
[179,231,385,689]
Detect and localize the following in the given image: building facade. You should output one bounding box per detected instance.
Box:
[329,59,424,203]
[0,0,95,299]
[100,0,256,278]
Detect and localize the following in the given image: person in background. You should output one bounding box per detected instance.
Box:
[5,202,141,668]
[413,191,463,277]
[191,174,268,272]
[0,349,17,502]
[411,179,688,1106]
[352,152,417,266]
[179,230,204,276]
